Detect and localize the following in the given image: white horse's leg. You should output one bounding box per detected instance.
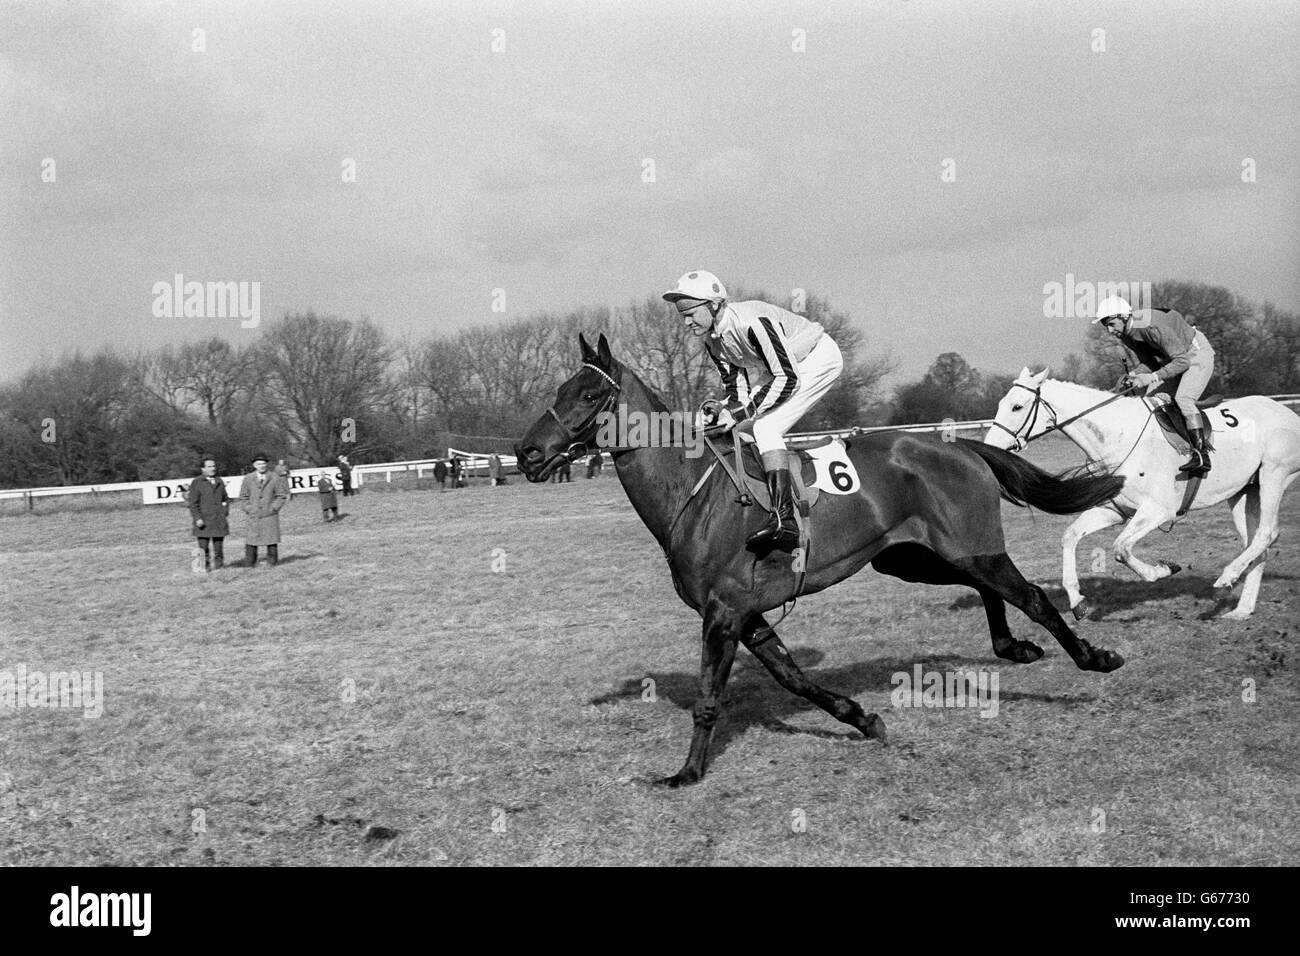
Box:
[1221,486,1263,619]
[1112,500,1179,582]
[1062,506,1123,616]
[1215,465,1291,589]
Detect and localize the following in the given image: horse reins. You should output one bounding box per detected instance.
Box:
[993,382,1140,451]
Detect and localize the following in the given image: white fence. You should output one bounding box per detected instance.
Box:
[3,398,1297,509]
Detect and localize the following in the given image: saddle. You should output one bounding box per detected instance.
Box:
[1148,394,1221,454]
[726,434,823,514]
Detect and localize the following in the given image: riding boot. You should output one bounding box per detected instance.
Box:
[1178,426,1207,475]
[1193,427,1211,475]
[746,469,800,553]
[245,545,258,568]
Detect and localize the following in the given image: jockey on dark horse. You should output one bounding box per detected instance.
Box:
[663,270,844,553]
[1094,295,1217,476]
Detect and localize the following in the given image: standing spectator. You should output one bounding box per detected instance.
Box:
[186,457,229,571]
[434,458,448,490]
[552,459,572,483]
[488,453,502,487]
[450,456,462,488]
[275,458,290,478]
[318,469,339,522]
[239,452,289,567]
[585,452,604,479]
[337,454,354,497]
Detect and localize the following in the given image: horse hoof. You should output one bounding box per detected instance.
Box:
[1166,563,1182,576]
[861,712,887,744]
[1088,649,1125,673]
[654,771,698,788]
[1071,599,1092,621]
[1221,609,1252,621]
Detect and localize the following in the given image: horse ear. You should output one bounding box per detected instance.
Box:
[596,333,613,366]
[1019,366,1032,380]
[1034,367,1051,383]
[579,333,595,361]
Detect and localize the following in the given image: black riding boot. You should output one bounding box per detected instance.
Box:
[1178,426,1208,475]
[746,469,800,553]
[1193,427,1211,474]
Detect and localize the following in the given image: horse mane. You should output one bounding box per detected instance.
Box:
[603,355,671,415]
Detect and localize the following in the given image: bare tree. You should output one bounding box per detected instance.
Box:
[253,312,396,463]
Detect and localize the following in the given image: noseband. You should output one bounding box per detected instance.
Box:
[990,382,1057,452]
[543,362,622,462]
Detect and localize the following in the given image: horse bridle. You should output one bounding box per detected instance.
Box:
[990,382,1057,452]
[991,381,1140,452]
[543,362,623,463]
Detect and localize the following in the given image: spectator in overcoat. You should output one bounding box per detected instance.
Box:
[239,452,289,567]
[186,457,230,571]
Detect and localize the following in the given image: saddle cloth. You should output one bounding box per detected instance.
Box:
[730,435,827,513]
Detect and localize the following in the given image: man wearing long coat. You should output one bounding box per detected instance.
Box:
[186,457,230,571]
[239,452,289,567]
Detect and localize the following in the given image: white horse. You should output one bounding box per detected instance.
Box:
[984,368,1300,619]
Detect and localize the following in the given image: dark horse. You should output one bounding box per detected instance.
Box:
[515,335,1127,786]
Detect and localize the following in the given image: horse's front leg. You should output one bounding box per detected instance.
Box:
[657,600,741,788]
[1062,506,1123,620]
[740,614,887,742]
[1112,501,1180,582]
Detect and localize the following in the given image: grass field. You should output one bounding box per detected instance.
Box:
[1,437,1296,865]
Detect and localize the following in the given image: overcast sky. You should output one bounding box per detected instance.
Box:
[2,0,1297,388]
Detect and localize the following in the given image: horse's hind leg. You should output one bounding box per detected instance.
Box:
[1215,465,1294,591]
[740,614,887,743]
[1221,486,1263,619]
[657,599,741,788]
[959,552,1125,672]
[978,587,1044,664]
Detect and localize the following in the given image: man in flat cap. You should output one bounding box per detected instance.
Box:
[239,452,289,567]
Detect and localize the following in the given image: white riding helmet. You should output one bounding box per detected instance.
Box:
[1093,296,1133,323]
[662,270,727,304]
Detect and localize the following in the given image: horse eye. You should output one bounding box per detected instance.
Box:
[582,392,598,402]
[1011,404,1023,412]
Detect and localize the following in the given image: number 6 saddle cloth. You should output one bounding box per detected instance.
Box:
[734,435,865,515]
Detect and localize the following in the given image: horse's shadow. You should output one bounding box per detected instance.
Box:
[947,570,1300,621]
[589,649,1091,762]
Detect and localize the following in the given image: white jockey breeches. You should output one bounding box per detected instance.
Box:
[746,335,844,455]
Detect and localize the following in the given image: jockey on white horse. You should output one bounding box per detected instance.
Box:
[1094,295,1215,476]
[984,367,1300,620]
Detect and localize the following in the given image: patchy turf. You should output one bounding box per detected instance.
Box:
[0,437,1295,865]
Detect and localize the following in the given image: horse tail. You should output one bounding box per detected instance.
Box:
[958,439,1124,514]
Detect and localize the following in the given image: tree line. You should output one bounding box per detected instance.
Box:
[0,289,893,488]
[3,279,1294,489]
